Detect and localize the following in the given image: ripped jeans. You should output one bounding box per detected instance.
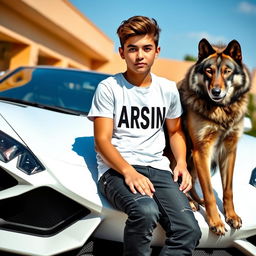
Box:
[98,165,201,256]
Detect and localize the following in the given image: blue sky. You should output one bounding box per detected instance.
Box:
[69,0,256,71]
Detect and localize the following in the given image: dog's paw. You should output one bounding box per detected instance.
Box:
[208,216,227,236]
[225,215,242,229]
[209,223,227,236]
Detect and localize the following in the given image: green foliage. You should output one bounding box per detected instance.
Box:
[245,93,256,137]
[183,54,197,62]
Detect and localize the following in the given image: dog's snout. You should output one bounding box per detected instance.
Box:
[211,88,221,96]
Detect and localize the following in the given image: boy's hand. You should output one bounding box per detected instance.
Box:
[123,168,155,198]
[173,163,192,193]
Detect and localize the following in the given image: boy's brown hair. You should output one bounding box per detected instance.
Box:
[117,16,161,48]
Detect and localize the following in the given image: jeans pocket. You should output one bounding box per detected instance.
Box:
[98,172,109,197]
[98,169,126,210]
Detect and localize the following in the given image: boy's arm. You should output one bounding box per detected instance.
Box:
[94,117,155,197]
[165,117,192,193]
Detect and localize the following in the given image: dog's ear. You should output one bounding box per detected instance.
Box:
[223,40,242,65]
[197,38,215,62]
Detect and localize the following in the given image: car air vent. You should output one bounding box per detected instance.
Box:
[249,167,256,187]
[0,186,90,236]
[0,166,18,190]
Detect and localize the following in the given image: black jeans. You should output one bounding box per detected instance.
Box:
[98,165,201,256]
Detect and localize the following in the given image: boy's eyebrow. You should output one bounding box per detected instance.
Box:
[127,44,154,48]
[127,44,136,48]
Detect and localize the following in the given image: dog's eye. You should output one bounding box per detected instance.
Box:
[224,68,232,75]
[205,68,213,75]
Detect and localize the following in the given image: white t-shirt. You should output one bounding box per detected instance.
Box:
[88,73,182,178]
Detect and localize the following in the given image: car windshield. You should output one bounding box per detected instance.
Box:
[0,67,109,114]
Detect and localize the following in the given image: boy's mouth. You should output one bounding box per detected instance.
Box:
[135,63,146,67]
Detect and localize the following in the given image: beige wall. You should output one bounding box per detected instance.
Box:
[0,0,113,71]
[251,70,256,95]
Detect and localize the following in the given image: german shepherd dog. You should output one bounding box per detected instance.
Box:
[177,38,251,236]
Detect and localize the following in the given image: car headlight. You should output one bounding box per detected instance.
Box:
[0,130,45,174]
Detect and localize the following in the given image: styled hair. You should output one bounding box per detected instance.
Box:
[117,16,161,48]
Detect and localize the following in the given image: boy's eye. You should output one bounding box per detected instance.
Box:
[144,47,152,52]
[128,48,136,52]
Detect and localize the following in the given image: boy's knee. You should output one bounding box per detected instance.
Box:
[129,197,159,224]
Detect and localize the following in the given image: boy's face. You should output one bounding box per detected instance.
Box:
[119,34,160,76]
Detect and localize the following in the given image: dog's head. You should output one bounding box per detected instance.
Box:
[191,38,250,105]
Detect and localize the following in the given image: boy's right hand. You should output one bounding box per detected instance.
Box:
[123,168,155,197]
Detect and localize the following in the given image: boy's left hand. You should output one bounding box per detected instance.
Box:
[173,164,192,193]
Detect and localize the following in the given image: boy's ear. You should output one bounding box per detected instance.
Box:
[155,46,160,58]
[119,47,125,59]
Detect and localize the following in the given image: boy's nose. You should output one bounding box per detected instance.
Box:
[137,49,144,59]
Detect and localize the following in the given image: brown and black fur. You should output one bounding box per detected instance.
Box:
[171,38,251,235]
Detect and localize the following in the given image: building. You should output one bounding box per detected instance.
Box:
[0,0,113,71]
[0,0,255,91]
[251,70,256,95]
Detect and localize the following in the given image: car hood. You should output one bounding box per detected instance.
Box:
[0,101,96,169]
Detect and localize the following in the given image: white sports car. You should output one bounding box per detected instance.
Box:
[0,66,255,256]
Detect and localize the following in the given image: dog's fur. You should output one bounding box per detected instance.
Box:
[174,38,251,235]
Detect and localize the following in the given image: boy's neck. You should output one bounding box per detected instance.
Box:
[123,71,152,87]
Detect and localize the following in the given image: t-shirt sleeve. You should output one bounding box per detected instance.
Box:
[166,83,183,119]
[87,81,114,121]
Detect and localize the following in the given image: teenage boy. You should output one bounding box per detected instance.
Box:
[88,15,201,256]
